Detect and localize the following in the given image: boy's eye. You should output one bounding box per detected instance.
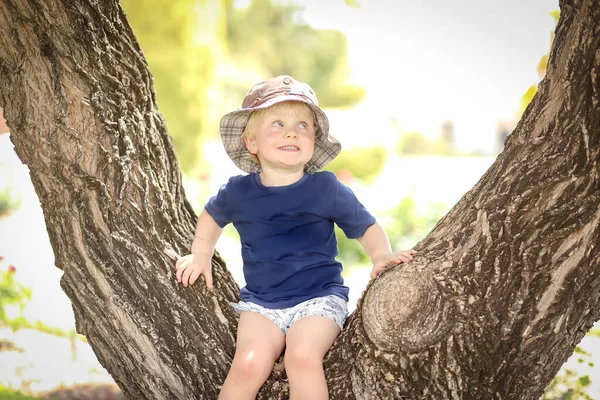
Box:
[272,121,284,127]
[298,122,308,129]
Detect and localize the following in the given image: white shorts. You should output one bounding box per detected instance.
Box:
[231,295,348,335]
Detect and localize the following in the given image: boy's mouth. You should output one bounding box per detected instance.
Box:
[278,145,300,151]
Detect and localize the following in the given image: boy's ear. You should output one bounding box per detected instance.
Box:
[244,135,258,154]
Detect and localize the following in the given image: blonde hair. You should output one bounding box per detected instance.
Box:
[242,101,316,166]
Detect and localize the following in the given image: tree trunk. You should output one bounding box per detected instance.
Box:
[0,0,598,399]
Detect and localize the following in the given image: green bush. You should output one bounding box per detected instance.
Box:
[0,385,40,400]
[0,264,31,323]
[324,146,388,184]
[395,131,455,156]
[0,187,21,219]
[336,195,448,267]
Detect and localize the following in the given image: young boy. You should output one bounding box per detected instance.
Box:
[175,75,416,399]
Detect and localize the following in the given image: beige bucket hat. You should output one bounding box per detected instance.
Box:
[219,75,341,174]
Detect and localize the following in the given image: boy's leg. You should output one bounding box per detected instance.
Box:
[284,315,341,400]
[219,311,285,400]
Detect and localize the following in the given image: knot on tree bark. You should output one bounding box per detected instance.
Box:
[362,266,455,353]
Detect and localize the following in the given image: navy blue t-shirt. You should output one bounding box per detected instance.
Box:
[205,171,376,309]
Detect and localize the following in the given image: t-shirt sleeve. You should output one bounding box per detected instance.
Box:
[204,178,235,228]
[331,178,376,239]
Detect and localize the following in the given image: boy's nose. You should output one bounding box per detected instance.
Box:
[285,129,298,138]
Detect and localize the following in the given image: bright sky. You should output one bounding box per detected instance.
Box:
[295,0,559,151]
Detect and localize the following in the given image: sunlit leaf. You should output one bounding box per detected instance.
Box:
[519,85,537,117]
[537,54,548,78]
[550,10,560,25]
[588,327,600,337]
[578,375,591,387]
[344,0,361,8]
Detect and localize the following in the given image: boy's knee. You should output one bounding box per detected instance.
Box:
[230,352,274,382]
[284,346,323,372]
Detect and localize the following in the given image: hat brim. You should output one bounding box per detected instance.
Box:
[220,95,341,174]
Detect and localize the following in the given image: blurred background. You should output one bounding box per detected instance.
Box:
[1,0,598,398]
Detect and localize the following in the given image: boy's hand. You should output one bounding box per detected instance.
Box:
[370,249,417,279]
[175,253,213,289]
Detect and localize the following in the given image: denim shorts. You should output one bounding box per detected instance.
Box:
[231,294,348,335]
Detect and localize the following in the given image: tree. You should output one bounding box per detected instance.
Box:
[0,0,598,398]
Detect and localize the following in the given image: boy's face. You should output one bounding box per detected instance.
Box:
[244,105,315,173]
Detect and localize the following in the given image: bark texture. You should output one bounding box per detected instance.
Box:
[0,1,240,399]
[0,0,599,399]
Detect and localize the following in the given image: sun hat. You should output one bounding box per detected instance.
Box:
[219,75,341,174]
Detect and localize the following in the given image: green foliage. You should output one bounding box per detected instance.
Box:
[0,386,40,400]
[335,225,369,265]
[0,186,21,219]
[386,198,446,249]
[336,195,447,266]
[396,131,455,156]
[2,315,86,343]
[0,265,31,322]
[226,0,366,108]
[344,0,361,7]
[324,146,388,183]
[120,0,218,174]
[396,131,431,155]
[542,346,594,400]
[0,260,86,343]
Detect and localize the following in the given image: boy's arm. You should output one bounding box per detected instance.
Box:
[357,221,393,260]
[176,209,223,288]
[191,208,224,257]
[357,221,416,279]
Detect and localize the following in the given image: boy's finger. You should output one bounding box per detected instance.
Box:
[181,269,192,287]
[189,270,200,286]
[370,268,379,279]
[205,270,214,290]
[176,265,184,282]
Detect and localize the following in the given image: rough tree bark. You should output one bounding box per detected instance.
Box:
[0,0,598,399]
